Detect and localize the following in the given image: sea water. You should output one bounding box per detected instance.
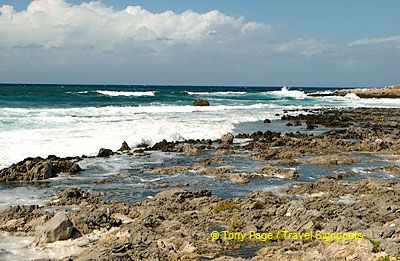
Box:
[1,84,400,208]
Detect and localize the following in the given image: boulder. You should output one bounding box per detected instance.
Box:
[193,99,210,106]
[264,119,271,123]
[36,212,80,244]
[97,148,114,158]
[118,141,131,152]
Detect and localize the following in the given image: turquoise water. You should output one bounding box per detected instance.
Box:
[0,84,336,108]
[1,84,399,168]
[1,84,400,209]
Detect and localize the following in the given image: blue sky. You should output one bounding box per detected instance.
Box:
[0,0,399,86]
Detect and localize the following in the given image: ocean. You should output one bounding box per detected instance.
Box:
[1,84,400,169]
[1,84,400,211]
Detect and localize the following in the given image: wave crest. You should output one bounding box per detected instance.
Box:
[97,90,156,97]
[269,87,307,99]
[186,91,247,96]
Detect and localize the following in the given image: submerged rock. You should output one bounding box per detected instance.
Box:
[192,99,210,106]
[256,167,299,179]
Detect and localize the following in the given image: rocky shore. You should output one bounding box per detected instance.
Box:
[1,106,400,260]
[309,83,400,98]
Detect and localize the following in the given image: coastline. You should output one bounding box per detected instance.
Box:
[309,84,400,98]
[1,101,400,259]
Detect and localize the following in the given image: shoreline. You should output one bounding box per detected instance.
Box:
[308,84,400,98]
[1,106,400,259]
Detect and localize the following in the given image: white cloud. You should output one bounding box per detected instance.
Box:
[273,38,330,57]
[349,35,400,46]
[0,0,399,86]
[0,0,270,51]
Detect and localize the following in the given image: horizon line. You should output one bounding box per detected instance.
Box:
[0,82,384,89]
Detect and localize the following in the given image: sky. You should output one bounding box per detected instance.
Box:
[0,0,399,86]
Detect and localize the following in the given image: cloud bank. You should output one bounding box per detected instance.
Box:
[0,0,399,86]
[0,0,269,52]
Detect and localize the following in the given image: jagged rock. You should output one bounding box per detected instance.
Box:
[0,205,48,233]
[52,159,82,174]
[307,154,360,165]
[199,157,225,166]
[220,133,234,145]
[152,166,195,175]
[0,156,82,181]
[155,189,211,202]
[118,141,131,152]
[182,144,200,156]
[256,167,299,179]
[97,148,114,157]
[192,99,210,106]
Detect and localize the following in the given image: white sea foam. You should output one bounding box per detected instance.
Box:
[2,92,400,168]
[96,90,156,97]
[0,104,285,168]
[269,86,307,99]
[66,91,89,94]
[344,93,361,99]
[186,91,247,96]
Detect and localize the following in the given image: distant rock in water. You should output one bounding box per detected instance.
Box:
[97,148,114,157]
[193,99,210,106]
[118,141,131,152]
[0,156,82,182]
[264,118,271,123]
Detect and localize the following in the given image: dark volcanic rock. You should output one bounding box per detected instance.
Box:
[97,148,114,157]
[264,118,271,123]
[192,99,210,106]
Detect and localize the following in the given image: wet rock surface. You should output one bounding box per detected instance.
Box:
[97,148,114,158]
[0,178,398,260]
[0,156,82,182]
